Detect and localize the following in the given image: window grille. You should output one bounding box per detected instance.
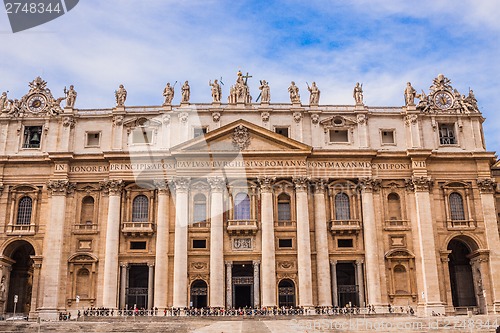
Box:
[193,194,207,223]
[335,193,350,220]
[17,196,32,225]
[234,193,250,220]
[132,195,149,222]
[277,193,291,221]
[449,192,465,220]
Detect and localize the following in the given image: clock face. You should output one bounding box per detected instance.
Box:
[27,94,47,113]
[434,91,453,110]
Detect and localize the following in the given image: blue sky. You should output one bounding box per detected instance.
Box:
[1,0,499,153]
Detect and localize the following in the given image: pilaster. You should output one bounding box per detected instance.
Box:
[258,176,277,307]
[207,176,225,307]
[38,180,74,320]
[100,179,124,309]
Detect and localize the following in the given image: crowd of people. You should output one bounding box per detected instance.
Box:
[72,304,415,319]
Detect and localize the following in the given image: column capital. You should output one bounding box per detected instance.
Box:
[405,176,433,192]
[311,178,327,194]
[258,176,276,193]
[47,179,75,196]
[225,261,233,267]
[252,260,261,266]
[173,177,190,192]
[207,176,226,192]
[148,263,155,267]
[330,259,337,266]
[357,178,381,193]
[100,179,124,196]
[293,176,309,192]
[154,179,170,195]
[120,262,129,268]
[477,178,497,194]
[356,259,364,265]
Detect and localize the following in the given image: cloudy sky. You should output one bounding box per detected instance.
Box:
[1,0,499,152]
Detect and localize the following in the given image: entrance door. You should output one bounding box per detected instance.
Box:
[6,241,35,314]
[190,280,208,308]
[232,263,253,308]
[448,239,477,309]
[278,279,296,307]
[126,265,148,309]
[337,263,359,307]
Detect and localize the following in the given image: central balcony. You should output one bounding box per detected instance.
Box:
[6,224,36,236]
[227,219,258,236]
[329,219,361,235]
[446,219,475,231]
[122,221,155,237]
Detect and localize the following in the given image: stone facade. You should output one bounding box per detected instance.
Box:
[0,74,498,320]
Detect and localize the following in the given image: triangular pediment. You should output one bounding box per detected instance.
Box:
[171,119,311,155]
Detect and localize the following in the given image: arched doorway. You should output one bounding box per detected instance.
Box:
[4,241,35,314]
[278,279,296,307]
[447,239,477,310]
[190,280,207,308]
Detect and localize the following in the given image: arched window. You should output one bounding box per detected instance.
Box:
[132,195,149,222]
[193,194,207,223]
[277,193,291,221]
[278,279,296,307]
[234,193,250,220]
[335,193,350,220]
[16,196,33,225]
[387,193,402,220]
[449,192,465,221]
[393,265,409,294]
[75,268,90,298]
[81,196,95,225]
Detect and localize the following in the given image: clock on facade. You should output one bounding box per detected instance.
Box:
[433,91,453,110]
[27,94,47,113]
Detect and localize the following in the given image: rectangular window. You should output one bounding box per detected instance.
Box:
[275,127,289,137]
[193,127,207,138]
[381,130,395,144]
[86,132,101,147]
[439,124,456,145]
[130,241,147,250]
[329,129,349,143]
[278,238,293,248]
[337,238,353,248]
[23,126,42,149]
[192,239,207,249]
[132,129,153,144]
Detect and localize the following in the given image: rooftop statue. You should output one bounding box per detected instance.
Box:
[181,81,190,103]
[353,82,363,105]
[209,79,222,103]
[228,71,252,104]
[163,82,175,105]
[115,84,127,106]
[288,81,300,104]
[307,82,320,105]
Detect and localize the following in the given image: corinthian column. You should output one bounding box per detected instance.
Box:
[407,176,444,314]
[294,176,313,307]
[153,180,170,310]
[358,178,382,306]
[38,180,75,320]
[208,176,225,307]
[172,177,190,308]
[101,179,124,309]
[477,178,500,310]
[312,179,332,306]
[259,176,277,307]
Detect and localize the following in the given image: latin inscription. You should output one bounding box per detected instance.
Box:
[65,161,413,173]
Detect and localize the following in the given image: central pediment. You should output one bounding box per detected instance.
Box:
[170,119,311,155]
